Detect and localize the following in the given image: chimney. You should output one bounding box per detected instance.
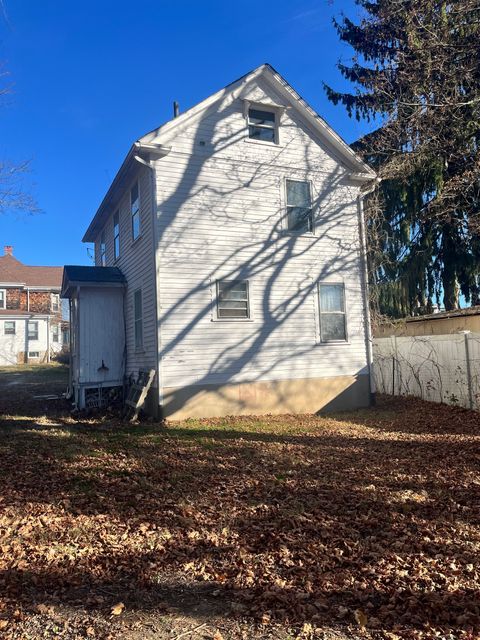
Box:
[173,101,179,118]
[4,245,13,256]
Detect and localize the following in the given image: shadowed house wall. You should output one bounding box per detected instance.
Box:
[88,65,374,419]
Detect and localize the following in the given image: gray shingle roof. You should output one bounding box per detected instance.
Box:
[63,265,126,285]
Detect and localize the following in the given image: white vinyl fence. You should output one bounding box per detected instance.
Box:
[373,333,480,410]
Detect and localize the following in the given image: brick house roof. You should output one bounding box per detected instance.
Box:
[0,254,63,288]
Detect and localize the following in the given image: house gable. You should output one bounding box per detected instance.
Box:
[140,64,374,180]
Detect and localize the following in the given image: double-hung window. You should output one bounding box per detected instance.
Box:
[134,289,143,349]
[286,179,313,233]
[319,283,347,342]
[131,182,140,241]
[52,324,59,343]
[4,321,15,335]
[217,280,250,319]
[100,232,106,266]
[248,108,277,143]
[51,293,60,312]
[0,289,5,309]
[113,211,120,260]
[28,321,39,341]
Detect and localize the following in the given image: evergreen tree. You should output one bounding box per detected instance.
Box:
[325,0,480,315]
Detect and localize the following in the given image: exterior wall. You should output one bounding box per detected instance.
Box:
[77,287,125,385]
[93,165,158,384]
[376,314,480,337]
[0,316,62,366]
[151,75,369,417]
[164,375,370,419]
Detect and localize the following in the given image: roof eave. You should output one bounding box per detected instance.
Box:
[82,142,171,243]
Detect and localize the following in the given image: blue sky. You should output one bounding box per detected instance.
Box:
[0,0,370,267]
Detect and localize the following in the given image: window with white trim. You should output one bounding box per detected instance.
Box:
[4,321,15,335]
[28,321,39,341]
[131,182,140,240]
[319,283,347,342]
[217,280,250,319]
[51,293,60,312]
[248,108,277,143]
[134,289,143,349]
[286,179,313,233]
[52,324,59,343]
[113,210,120,260]
[100,231,106,266]
[28,351,39,358]
[0,289,5,309]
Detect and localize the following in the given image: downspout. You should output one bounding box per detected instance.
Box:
[357,179,380,405]
[134,149,169,417]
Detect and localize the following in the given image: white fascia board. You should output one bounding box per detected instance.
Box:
[82,143,171,243]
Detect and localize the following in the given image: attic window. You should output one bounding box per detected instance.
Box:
[248,108,277,143]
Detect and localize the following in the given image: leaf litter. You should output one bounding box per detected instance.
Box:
[0,393,479,638]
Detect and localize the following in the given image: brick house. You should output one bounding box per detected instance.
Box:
[0,246,65,365]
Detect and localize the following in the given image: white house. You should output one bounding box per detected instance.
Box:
[0,246,65,366]
[63,64,376,418]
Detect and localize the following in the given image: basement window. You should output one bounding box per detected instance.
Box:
[131,182,140,241]
[28,321,39,341]
[217,280,250,319]
[4,321,15,335]
[248,108,277,143]
[28,351,40,358]
[319,283,347,342]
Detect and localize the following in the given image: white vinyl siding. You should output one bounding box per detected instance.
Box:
[93,167,156,379]
[152,76,368,391]
[134,288,143,350]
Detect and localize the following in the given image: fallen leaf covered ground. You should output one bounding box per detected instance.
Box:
[0,365,479,639]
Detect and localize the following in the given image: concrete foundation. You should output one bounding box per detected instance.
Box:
[161,374,371,420]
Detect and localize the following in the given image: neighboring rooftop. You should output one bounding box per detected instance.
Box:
[0,246,63,288]
[404,306,480,323]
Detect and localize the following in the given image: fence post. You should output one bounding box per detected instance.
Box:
[392,336,398,396]
[464,333,474,410]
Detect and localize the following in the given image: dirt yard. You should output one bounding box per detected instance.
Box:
[0,365,479,639]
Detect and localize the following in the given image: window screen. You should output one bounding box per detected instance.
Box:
[4,321,15,335]
[217,280,250,319]
[286,180,313,233]
[131,183,140,240]
[319,283,347,342]
[248,108,276,143]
